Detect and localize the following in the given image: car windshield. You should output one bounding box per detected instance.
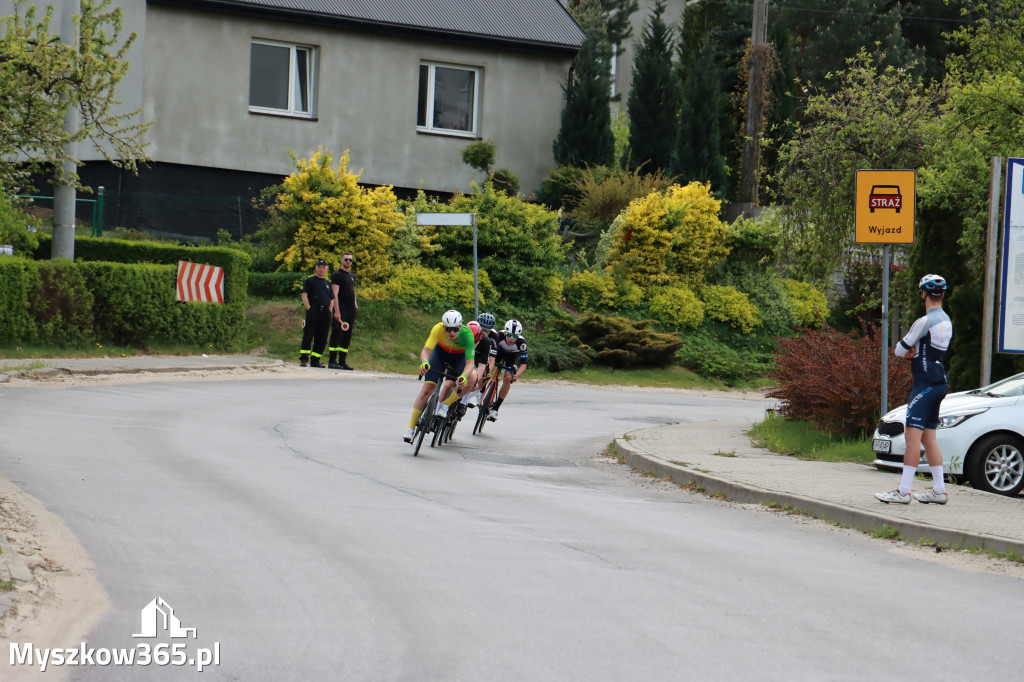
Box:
[977,373,1024,397]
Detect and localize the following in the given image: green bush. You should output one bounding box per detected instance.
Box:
[557,312,682,368]
[0,196,39,256]
[677,332,769,385]
[33,234,251,304]
[361,264,498,312]
[30,260,96,345]
[700,285,761,333]
[524,333,596,372]
[648,286,704,330]
[249,271,304,298]
[783,279,828,328]
[0,257,36,343]
[2,248,247,349]
[81,262,176,346]
[563,270,616,309]
[414,184,567,308]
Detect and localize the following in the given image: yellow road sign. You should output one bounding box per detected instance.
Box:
[855,169,916,244]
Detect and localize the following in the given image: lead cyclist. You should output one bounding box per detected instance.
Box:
[403,310,474,443]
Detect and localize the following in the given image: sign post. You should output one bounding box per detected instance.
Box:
[855,169,917,415]
[415,212,479,319]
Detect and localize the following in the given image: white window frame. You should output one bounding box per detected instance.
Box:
[248,39,317,118]
[417,61,481,137]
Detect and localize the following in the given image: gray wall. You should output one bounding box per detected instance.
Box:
[144,5,574,194]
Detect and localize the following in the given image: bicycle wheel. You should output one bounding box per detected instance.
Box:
[414,391,438,457]
[473,380,496,435]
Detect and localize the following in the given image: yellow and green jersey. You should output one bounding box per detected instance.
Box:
[424,322,476,363]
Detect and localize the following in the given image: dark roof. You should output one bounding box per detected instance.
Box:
[150,0,585,55]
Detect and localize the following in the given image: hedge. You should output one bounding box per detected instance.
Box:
[1,235,251,348]
[32,234,250,304]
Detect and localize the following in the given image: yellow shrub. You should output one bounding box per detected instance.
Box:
[276,148,404,282]
[783,279,829,328]
[604,181,731,292]
[648,286,705,330]
[563,269,643,310]
[564,270,617,309]
[701,285,761,333]
[376,264,498,311]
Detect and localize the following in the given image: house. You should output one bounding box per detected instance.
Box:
[6,0,584,238]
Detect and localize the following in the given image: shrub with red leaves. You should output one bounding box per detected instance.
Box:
[767,325,913,438]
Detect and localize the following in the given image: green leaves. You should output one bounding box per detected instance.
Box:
[0,0,150,193]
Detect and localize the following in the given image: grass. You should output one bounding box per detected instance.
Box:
[749,413,873,464]
[0,296,769,395]
[244,298,438,372]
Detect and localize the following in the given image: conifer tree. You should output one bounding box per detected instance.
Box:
[623,1,679,174]
[553,34,615,168]
[671,42,727,195]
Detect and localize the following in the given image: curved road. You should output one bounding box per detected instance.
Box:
[1,375,1022,680]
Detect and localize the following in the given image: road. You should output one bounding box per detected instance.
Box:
[2,374,1023,680]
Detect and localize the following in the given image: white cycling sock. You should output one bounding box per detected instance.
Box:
[898,465,916,496]
[930,465,945,494]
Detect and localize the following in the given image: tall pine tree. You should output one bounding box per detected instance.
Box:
[553,34,614,168]
[671,41,727,194]
[623,1,679,173]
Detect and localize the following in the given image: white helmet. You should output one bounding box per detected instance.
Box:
[504,319,523,337]
[442,310,463,328]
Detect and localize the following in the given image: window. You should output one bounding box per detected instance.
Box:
[249,39,315,117]
[417,62,480,136]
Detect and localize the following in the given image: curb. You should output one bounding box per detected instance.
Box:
[614,436,1024,557]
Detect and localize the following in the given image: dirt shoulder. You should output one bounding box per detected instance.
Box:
[0,476,110,682]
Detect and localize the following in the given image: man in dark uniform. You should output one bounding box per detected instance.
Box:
[300,258,335,368]
[328,251,358,370]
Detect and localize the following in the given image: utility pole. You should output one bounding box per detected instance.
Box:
[51,0,80,260]
[981,156,1002,386]
[738,0,768,210]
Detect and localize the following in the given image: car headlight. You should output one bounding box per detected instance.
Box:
[937,408,988,428]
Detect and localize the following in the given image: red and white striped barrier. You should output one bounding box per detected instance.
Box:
[176,260,225,304]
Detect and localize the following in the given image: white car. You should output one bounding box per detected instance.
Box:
[871,371,1024,496]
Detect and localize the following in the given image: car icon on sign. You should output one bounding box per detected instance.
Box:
[869,185,902,213]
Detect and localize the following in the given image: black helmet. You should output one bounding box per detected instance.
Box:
[477,312,496,330]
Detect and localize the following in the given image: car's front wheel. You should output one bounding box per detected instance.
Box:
[966,434,1024,496]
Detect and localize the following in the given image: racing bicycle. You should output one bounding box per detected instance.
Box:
[411,363,465,456]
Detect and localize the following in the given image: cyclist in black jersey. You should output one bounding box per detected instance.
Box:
[459,320,496,415]
[487,319,528,421]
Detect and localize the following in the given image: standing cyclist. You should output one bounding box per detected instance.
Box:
[875,274,953,505]
[404,311,475,442]
[488,319,528,421]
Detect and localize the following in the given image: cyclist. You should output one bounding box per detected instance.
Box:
[404,310,475,443]
[487,319,528,421]
[460,320,496,414]
[875,274,953,505]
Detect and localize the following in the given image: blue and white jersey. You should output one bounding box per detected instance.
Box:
[896,308,952,385]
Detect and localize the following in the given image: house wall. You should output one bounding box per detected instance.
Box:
[143,5,575,195]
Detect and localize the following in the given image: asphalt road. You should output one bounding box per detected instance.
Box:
[2,375,1023,680]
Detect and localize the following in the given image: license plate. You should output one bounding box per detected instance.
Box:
[872,438,892,454]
